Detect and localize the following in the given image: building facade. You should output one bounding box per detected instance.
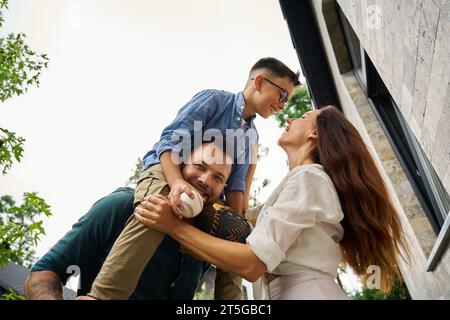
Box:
[279,0,450,299]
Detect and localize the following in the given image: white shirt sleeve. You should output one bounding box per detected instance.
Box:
[246,168,342,272]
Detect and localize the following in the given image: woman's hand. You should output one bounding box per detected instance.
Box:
[135,194,182,234]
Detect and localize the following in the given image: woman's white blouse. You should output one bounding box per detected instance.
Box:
[245,163,344,277]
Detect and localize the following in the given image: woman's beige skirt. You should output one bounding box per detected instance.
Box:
[253,268,349,300]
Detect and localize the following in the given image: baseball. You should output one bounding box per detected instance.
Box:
[179,190,204,218]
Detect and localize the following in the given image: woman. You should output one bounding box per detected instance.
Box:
[135,106,410,299]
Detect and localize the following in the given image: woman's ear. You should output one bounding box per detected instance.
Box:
[308,130,318,141]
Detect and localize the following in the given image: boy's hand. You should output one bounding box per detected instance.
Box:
[168,179,195,218]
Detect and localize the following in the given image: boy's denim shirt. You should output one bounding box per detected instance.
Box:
[142,89,259,194]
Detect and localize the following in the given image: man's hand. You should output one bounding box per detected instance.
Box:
[135,194,182,234]
[167,179,196,218]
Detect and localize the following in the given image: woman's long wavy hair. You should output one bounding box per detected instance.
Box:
[311,106,410,293]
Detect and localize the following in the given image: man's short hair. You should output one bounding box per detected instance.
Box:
[250,57,301,86]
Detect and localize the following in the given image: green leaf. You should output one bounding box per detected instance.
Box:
[274,86,313,128]
[0,127,25,175]
[0,1,9,10]
[0,28,49,102]
[0,192,52,268]
[1,288,25,300]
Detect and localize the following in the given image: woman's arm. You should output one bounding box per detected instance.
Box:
[135,195,267,282]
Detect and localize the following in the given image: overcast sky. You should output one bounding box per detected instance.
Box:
[1,0,361,294]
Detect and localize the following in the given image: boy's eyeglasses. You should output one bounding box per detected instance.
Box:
[251,76,289,106]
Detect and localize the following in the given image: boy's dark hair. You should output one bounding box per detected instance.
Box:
[250,57,301,86]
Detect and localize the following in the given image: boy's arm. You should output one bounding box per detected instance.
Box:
[243,163,256,212]
[225,191,243,216]
[160,151,195,216]
[227,144,258,215]
[243,143,258,211]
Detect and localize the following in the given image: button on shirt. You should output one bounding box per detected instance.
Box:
[142,89,259,193]
[245,164,345,277]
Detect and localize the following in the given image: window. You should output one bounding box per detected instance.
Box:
[366,59,449,234]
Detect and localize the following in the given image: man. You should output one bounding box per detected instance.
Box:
[24,141,251,300]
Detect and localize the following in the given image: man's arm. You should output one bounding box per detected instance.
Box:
[25,189,135,300]
[24,271,63,300]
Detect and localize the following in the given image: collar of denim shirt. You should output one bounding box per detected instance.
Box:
[235,91,256,129]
